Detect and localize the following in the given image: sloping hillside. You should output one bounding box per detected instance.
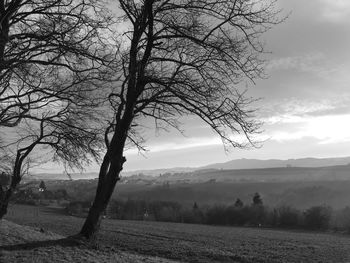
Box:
[0,219,177,263]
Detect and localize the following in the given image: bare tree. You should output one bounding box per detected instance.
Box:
[0,0,118,218]
[0,0,116,127]
[80,0,283,239]
[0,96,104,218]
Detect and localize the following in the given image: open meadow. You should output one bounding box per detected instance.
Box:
[1,204,350,262]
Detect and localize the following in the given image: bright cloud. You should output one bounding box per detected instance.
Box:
[125,136,223,155]
[125,132,266,155]
[262,97,350,144]
[269,114,350,144]
[262,97,350,122]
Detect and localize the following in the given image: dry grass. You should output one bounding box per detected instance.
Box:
[0,219,178,263]
[3,204,350,262]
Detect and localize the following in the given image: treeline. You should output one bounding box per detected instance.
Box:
[66,193,350,232]
[13,189,68,205]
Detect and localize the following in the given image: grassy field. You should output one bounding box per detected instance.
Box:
[3,204,350,262]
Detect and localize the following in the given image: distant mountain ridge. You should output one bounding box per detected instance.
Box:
[201,157,350,170]
[28,156,350,180]
[123,156,350,176]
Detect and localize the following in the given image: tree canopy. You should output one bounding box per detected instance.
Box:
[0,0,117,218]
[0,0,116,127]
[107,0,283,150]
[80,0,284,239]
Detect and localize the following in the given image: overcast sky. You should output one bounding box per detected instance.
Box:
[34,0,350,173]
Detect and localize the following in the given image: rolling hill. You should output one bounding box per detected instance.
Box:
[28,156,350,180]
[202,157,350,170]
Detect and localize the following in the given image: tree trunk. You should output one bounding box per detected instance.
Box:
[80,31,138,238]
[79,200,106,240]
[80,152,126,240]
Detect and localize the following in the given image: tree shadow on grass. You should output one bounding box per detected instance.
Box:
[0,235,91,252]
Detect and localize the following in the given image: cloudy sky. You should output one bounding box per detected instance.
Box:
[34,0,350,173]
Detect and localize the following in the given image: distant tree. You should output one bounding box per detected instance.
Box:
[252,193,263,206]
[234,198,244,208]
[80,0,284,240]
[193,202,198,210]
[39,181,46,192]
[250,193,265,226]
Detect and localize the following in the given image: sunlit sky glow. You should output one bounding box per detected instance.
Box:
[34,0,350,173]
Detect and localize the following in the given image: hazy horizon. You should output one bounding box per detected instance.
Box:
[30,155,350,175]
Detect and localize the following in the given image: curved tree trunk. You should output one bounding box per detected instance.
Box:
[80,0,143,237]
[80,154,126,240]
[80,115,130,240]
